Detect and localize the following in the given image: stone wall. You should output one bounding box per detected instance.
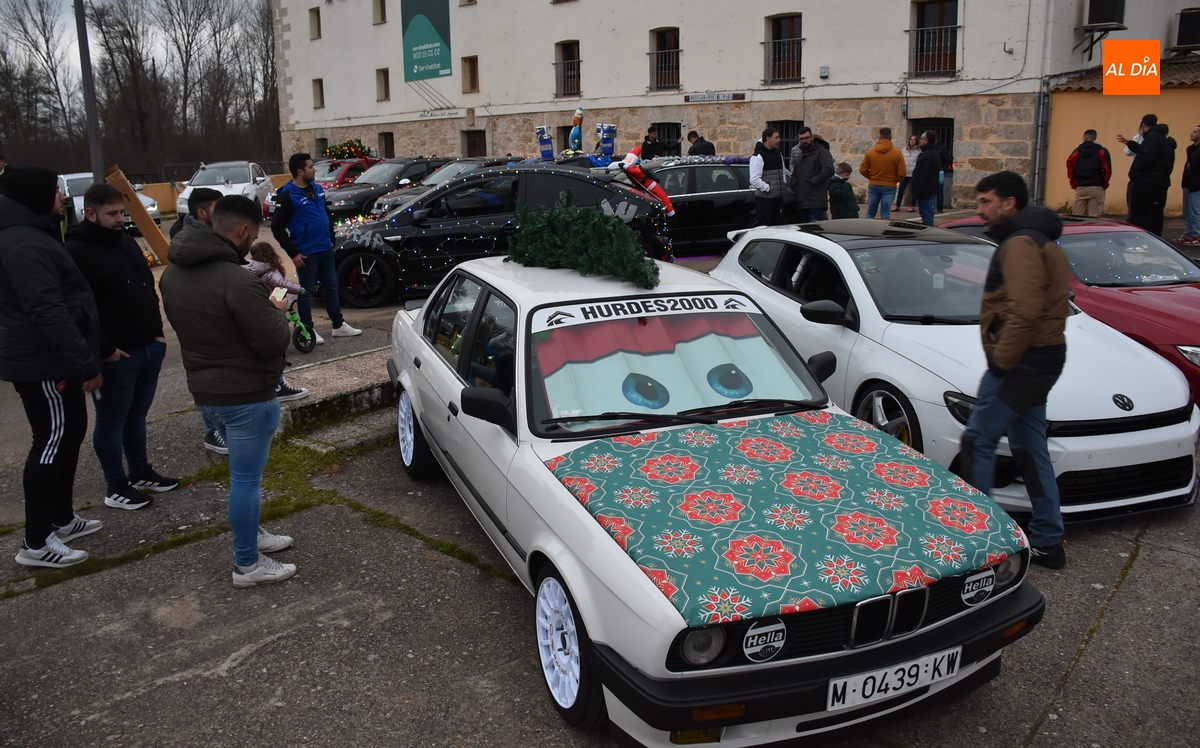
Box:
[282,93,1037,207]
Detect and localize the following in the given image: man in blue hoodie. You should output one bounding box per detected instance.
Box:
[271,153,361,343]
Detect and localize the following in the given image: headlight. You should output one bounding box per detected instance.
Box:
[680,628,726,666]
[993,552,1024,589]
[1176,346,1200,367]
[147,202,158,211]
[943,391,976,426]
[178,199,189,211]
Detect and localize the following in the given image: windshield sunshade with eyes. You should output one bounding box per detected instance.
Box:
[529,295,822,435]
[1058,232,1200,286]
[850,244,994,323]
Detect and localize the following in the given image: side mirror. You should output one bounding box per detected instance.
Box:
[133,183,144,191]
[398,178,412,186]
[801,299,849,326]
[410,208,431,225]
[808,351,837,383]
[461,387,513,431]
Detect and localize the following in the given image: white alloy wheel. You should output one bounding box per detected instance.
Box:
[398,390,415,465]
[537,576,581,708]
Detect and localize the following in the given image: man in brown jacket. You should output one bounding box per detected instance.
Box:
[958,171,1071,569]
[859,127,907,219]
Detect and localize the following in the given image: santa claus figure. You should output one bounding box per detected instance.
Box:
[618,146,675,216]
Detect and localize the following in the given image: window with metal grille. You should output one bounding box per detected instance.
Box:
[650,28,680,91]
[909,117,954,163]
[378,132,395,159]
[555,41,581,97]
[768,119,803,167]
[652,123,682,157]
[910,1,958,76]
[765,15,802,83]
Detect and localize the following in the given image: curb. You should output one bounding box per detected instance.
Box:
[278,346,397,436]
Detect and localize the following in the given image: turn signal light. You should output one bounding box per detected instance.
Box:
[692,702,746,721]
[1002,619,1028,639]
[670,728,723,744]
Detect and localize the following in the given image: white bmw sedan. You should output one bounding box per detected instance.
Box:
[710,220,1199,521]
[388,256,1044,746]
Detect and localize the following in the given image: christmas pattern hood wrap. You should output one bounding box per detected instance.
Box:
[544,412,1026,627]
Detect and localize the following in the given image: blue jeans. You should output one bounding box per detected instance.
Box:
[296,250,343,331]
[1183,188,1200,238]
[799,208,828,222]
[200,400,280,566]
[866,185,896,219]
[918,196,937,226]
[92,341,166,489]
[897,176,913,206]
[962,370,1064,548]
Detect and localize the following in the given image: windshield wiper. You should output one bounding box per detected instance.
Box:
[883,314,978,325]
[541,411,718,427]
[678,398,824,417]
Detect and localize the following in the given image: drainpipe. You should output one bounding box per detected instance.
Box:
[1031,0,1053,204]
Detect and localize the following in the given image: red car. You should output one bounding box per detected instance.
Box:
[942,215,1200,395]
[313,158,379,189]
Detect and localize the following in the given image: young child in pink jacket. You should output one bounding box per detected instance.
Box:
[245,242,308,400]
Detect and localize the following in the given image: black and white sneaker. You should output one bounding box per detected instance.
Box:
[204,429,228,455]
[53,514,104,543]
[275,378,309,402]
[104,482,153,511]
[15,533,88,568]
[129,467,179,492]
[1030,541,1067,569]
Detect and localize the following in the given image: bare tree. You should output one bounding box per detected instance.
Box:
[154,0,212,136]
[0,0,78,154]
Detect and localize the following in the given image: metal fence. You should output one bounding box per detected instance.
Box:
[554,59,581,97]
[763,38,802,84]
[909,25,959,77]
[648,49,680,90]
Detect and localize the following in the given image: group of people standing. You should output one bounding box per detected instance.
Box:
[748,125,954,228]
[1064,113,1200,244]
[0,151,355,588]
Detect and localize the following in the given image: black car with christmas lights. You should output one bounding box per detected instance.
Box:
[323,156,451,222]
[368,156,525,218]
[332,165,671,308]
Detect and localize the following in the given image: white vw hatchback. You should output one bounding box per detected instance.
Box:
[710,220,1199,521]
[388,256,1045,747]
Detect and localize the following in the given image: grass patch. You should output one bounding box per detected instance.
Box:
[1,410,522,599]
[0,525,20,538]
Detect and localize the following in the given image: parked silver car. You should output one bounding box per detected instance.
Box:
[60,173,162,235]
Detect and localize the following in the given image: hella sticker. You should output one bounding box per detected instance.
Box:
[742,618,787,662]
[961,568,996,607]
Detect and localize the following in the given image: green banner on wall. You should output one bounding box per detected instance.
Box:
[402,0,452,82]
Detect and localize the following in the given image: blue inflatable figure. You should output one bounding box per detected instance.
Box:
[568,106,583,153]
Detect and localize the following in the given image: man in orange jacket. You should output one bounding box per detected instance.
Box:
[859,127,907,219]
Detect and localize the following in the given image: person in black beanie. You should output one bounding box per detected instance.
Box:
[67,183,177,512]
[0,166,105,568]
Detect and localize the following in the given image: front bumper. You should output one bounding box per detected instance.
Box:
[595,581,1043,742]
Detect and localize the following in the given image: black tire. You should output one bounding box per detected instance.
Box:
[292,324,316,354]
[534,564,607,729]
[338,250,396,309]
[853,381,924,451]
[398,389,439,479]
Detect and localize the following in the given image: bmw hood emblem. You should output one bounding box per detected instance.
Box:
[1112,394,1134,411]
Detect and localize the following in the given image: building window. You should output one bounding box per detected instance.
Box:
[376,68,391,101]
[312,78,325,109]
[651,122,682,157]
[315,137,329,155]
[649,28,680,91]
[379,132,395,159]
[462,56,479,93]
[373,0,387,25]
[765,15,802,84]
[555,41,581,97]
[768,120,803,168]
[309,7,321,39]
[910,118,954,159]
[910,1,958,76]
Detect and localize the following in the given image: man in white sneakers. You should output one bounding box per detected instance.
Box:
[0,167,104,568]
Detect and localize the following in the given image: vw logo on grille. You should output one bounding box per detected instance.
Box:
[1112,394,1135,411]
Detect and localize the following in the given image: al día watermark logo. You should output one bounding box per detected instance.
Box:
[1102,40,1161,96]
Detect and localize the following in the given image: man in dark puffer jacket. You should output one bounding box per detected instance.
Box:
[958,171,1072,570]
[0,167,105,569]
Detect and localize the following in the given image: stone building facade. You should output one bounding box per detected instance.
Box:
[274,0,1181,206]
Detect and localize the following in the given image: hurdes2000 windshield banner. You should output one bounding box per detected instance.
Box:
[402,0,452,81]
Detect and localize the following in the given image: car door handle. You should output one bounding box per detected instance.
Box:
[500,222,517,235]
[413,357,421,369]
[448,401,459,417]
